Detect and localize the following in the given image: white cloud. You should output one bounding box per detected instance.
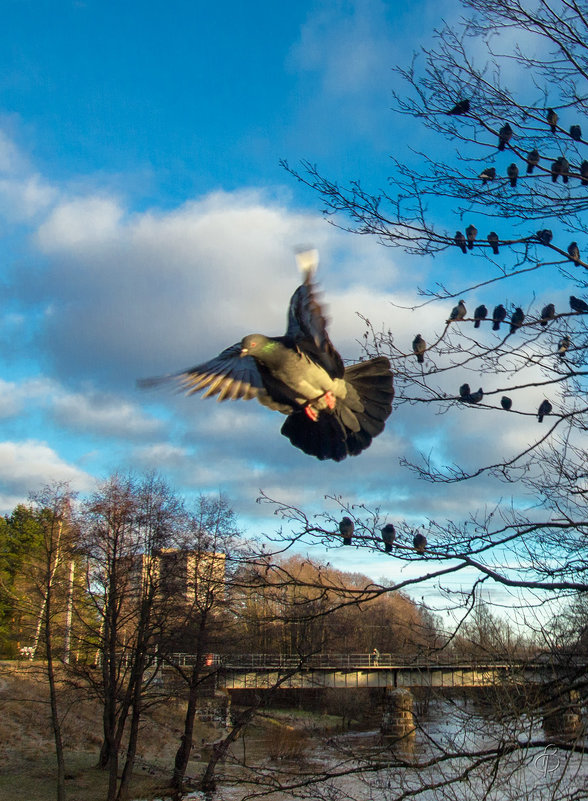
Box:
[0,440,94,512]
[50,388,164,440]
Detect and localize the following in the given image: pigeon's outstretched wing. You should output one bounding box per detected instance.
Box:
[286,251,344,379]
[139,343,292,414]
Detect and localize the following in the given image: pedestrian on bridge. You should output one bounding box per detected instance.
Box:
[371,647,380,666]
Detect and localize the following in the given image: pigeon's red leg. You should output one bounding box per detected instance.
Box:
[323,391,336,410]
[304,405,318,422]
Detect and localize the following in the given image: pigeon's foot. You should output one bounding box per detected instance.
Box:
[304,405,319,422]
[323,390,336,410]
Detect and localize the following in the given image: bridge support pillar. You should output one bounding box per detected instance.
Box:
[381,687,416,742]
[543,689,583,741]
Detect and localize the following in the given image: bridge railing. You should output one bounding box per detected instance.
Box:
[169,652,524,670]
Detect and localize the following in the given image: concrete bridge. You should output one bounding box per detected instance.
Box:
[171,652,557,690]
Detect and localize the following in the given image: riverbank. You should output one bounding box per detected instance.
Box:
[0,662,343,801]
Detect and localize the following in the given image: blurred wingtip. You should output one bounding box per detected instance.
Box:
[136,375,173,390]
[294,246,319,276]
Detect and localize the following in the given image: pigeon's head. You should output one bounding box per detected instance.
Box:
[241,334,279,362]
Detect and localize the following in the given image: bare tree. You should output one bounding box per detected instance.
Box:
[78,472,184,801]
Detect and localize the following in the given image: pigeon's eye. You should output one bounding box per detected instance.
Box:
[250,340,257,348]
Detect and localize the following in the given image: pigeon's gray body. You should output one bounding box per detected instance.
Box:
[140,261,394,461]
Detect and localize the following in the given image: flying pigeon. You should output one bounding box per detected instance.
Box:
[339,517,354,546]
[540,303,555,326]
[538,399,552,423]
[570,124,582,141]
[526,149,540,174]
[466,224,477,250]
[480,167,496,185]
[487,232,499,255]
[468,387,484,404]
[381,523,396,553]
[570,295,588,313]
[507,163,519,187]
[536,229,553,245]
[547,108,558,133]
[448,299,467,322]
[498,123,513,151]
[413,533,427,554]
[581,161,588,186]
[568,242,580,264]
[501,396,512,410]
[138,251,394,462]
[558,335,571,359]
[447,99,470,115]
[412,334,426,363]
[509,307,525,334]
[474,304,488,328]
[455,231,467,253]
[492,304,507,330]
[459,383,471,401]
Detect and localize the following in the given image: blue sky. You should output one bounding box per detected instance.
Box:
[0,0,559,613]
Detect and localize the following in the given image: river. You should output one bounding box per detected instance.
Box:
[154,698,588,801]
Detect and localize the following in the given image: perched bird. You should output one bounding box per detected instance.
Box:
[568,242,580,264]
[468,387,484,404]
[558,335,571,359]
[507,163,519,187]
[466,225,478,250]
[540,303,555,326]
[570,295,588,313]
[580,161,588,186]
[510,307,525,334]
[538,399,552,423]
[447,99,470,115]
[466,224,477,250]
[413,533,427,554]
[412,334,426,364]
[487,232,499,255]
[381,524,396,553]
[480,167,496,185]
[498,123,513,151]
[560,156,570,184]
[547,108,558,133]
[455,231,467,253]
[474,304,488,328]
[570,124,582,141]
[448,299,467,322]
[138,251,394,462]
[339,517,354,546]
[551,157,563,182]
[492,304,507,330]
[459,383,471,401]
[526,149,540,174]
[536,229,553,245]
[501,396,512,411]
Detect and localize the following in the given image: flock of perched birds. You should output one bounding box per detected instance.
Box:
[338,517,427,555]
[453,226,582,266]
[411,293,587,422]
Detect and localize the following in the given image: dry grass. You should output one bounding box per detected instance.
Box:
[0,661,221,801]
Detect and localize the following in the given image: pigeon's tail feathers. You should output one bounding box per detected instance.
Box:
[281,356,394,461]
[281,412,350,461]
[417,352,424,363]
[295,247,319,277]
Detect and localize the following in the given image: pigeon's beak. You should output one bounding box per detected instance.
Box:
[240,347,249,358]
